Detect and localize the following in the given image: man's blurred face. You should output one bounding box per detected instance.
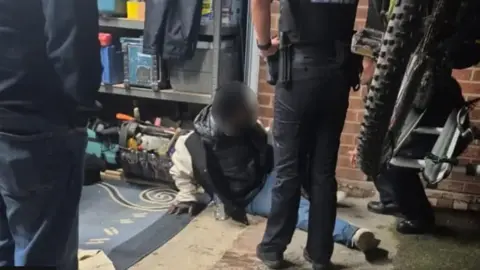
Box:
[218,107,253,136]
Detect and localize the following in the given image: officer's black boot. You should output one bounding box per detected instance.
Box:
[256,246,285,269]
[367,201,400,215]
[303,249,334,270]
[396,219,435,234]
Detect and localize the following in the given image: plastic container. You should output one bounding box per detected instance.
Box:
[169,40,240,94]
[99,33,124,85]
[120,37,169,91]
[126,0,145,20]
[98,0,127,16]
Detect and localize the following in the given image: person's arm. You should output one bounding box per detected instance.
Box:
[41,0,101,109]
[251,0,272,46]
[170,132,202,204]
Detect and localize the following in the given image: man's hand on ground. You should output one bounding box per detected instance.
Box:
[360,57,376,85]
[167,202,203,216]
[227,207,250,226]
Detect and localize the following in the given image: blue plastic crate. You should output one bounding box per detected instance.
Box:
[98,0,127,16]
[100,45,124,85]
[121,37,160,90]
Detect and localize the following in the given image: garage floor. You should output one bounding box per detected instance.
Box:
[83,196,480,270]
[132,197,398,270]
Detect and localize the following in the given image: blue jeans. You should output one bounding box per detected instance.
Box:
[246,172,358,248]
[0,127,87,269]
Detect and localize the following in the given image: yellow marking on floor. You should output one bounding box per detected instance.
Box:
[133,212,148,218]
[86,238,110,245]
[104,227,119,236]
[120,218,134,224]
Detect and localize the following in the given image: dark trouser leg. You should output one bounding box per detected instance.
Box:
[257,73,307,259]
[258,47,350,266]
[372,174,396,204]
[385,165,434,222]
[306,73,349,266]
[0,128,87,269]
[0,195,14,266]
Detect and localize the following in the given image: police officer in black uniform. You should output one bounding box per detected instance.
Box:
[251,0,361,269]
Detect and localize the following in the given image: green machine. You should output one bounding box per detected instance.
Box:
[84,124,121,185]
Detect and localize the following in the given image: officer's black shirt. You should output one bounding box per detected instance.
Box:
[279,0,359,45]
[0,1,101,126]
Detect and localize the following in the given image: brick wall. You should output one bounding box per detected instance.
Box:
[257,0,480,209]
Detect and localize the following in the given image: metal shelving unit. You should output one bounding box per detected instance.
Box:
[98,0,227,105]
[99,85,212,104]
[99,16,237,36]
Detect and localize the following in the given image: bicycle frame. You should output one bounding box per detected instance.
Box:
[353,0,480,186]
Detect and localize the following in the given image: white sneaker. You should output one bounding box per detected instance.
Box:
[352,228,381,252]
[336,191,347,204]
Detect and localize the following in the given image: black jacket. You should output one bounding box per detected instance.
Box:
[0,0,101,128]
[185,106,272,209]
[143,0,202,60]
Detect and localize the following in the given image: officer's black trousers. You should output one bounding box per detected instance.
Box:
[258,46,350,265]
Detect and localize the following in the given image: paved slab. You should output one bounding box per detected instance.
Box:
[132,196,397,270]
[131,207,249,270]
[211,197,397,270]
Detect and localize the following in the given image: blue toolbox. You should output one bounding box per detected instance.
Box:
[99,33,124,85]
[120,37,169,91]
[97,0,127,16]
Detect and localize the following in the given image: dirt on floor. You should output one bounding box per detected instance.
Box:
[393,209,480,270]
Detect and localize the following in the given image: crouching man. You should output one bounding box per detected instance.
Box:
[167,82,380,253]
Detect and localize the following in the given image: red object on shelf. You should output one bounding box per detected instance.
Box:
[98,33,112,46]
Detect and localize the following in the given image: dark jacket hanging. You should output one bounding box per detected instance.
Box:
[143,0,202,60]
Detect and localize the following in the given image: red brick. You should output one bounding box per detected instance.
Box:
[453,69,473,81]
[460,82,480,95]
[258,106,273,118]
[464,183,480,195]
[472,69,480,81]
[436,180,465,193]
[348,97,364,110]
[340,133,356,145]
[342,122,361,134]
[257,93,272,106]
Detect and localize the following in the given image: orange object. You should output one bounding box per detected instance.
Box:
[116,113,135,121]
[98,33,112,46]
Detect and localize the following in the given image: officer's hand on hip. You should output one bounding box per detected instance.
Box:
[348,147,358,168]
[259,37,280,59]
[167,201,202,216]
[360,57,376,85]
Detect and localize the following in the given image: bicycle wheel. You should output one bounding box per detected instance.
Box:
[357,0,425,177]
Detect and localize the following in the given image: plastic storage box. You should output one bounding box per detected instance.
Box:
[121,37,169,91]
[98,0,127,16]
[99,33,124,85]
[169,40,240,94]
[126,0,145,20]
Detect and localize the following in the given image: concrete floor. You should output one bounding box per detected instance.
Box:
[133,197,398,270]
